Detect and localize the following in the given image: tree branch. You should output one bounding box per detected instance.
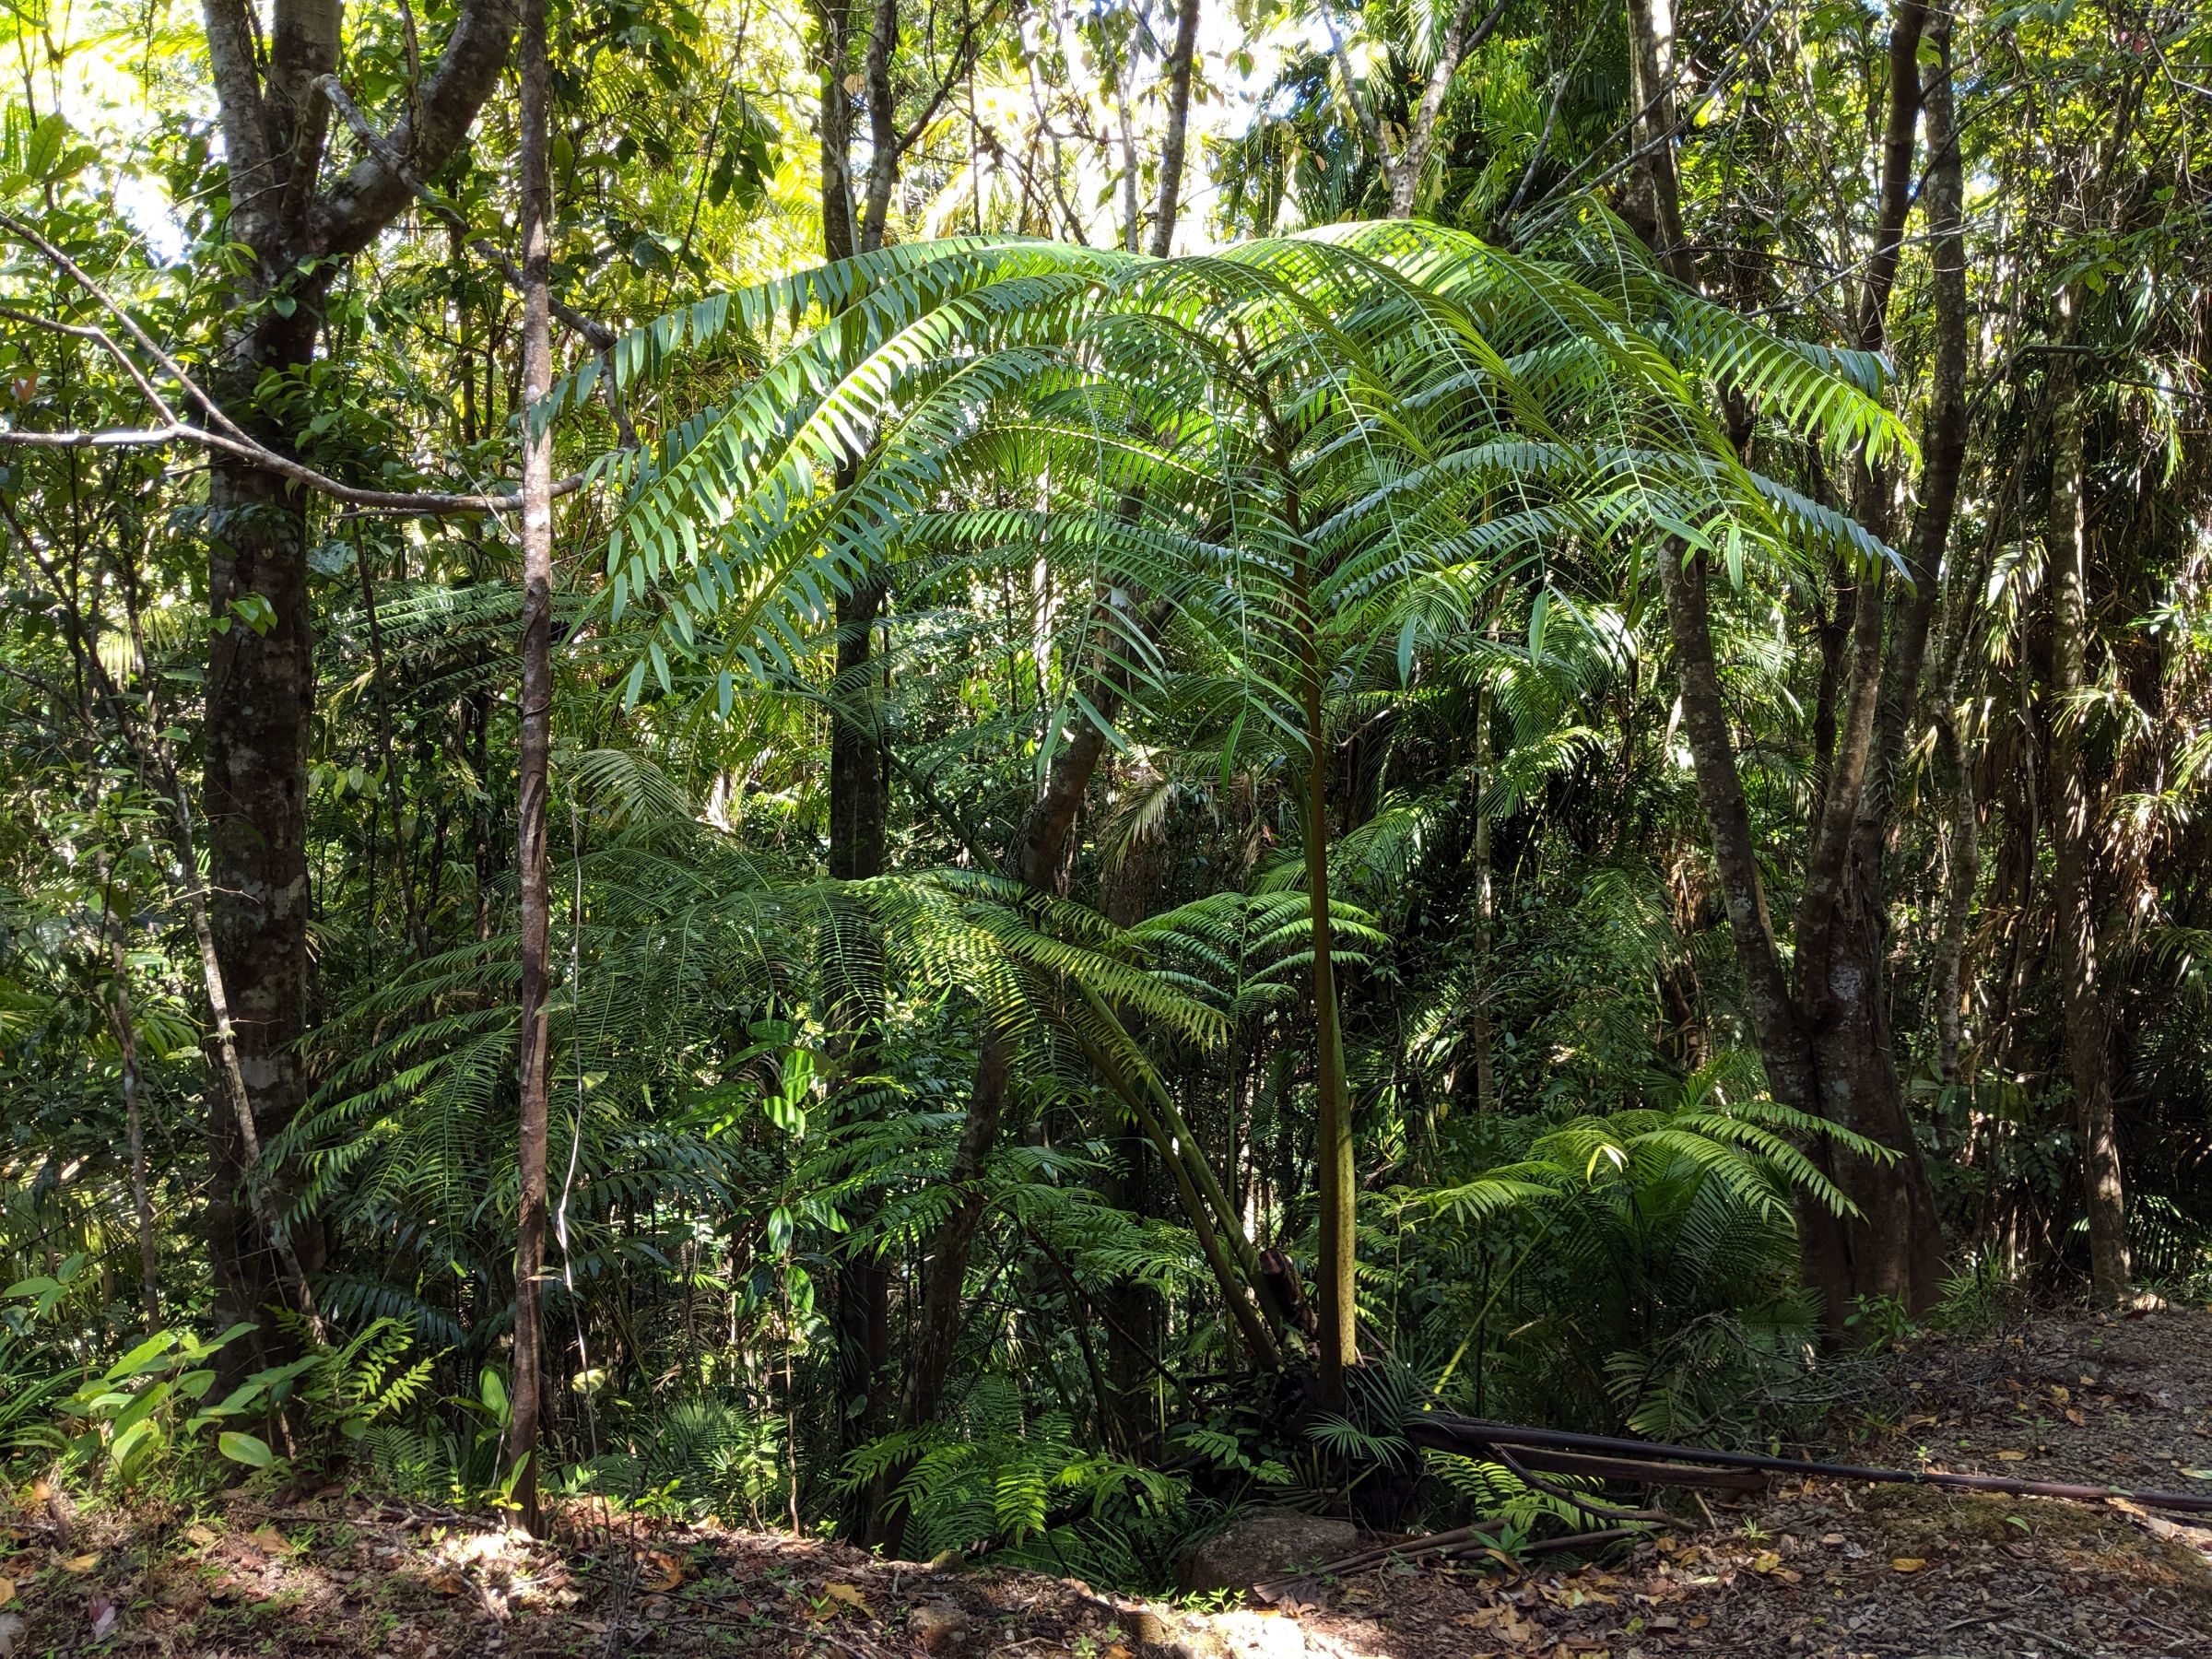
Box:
[0,421,579,512]
[306,0,523,258]
[0,207,589,512]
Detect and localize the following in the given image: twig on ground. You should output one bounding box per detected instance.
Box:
[1998,1622,2100,1659]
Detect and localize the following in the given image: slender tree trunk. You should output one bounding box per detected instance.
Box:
[1627,0,1812,1113]
[1115,74,1142,254]
[105,912,159,1327]
[2047,376,2130,1300]
[827,582,892,1531]
[507,0,557,1535]
[1147,0,1202,257]
[1281,468,1357,1402]
[1100,825,1167,1449]
[878,600,1159,1551]
[815,0,860,263]
[1933,747,1981,1088]
[1924,21,1977,1101]
[1388,0,1512,218]
[818,0,897,1524]
[1469,659,1497,1114]
[1794,5,1959,1322]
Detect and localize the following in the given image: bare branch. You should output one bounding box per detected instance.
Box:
[314,71,635,446]
[0,209,253,442]
[0,301,186,427]
[0,206,590,512]
[0,419,582,512]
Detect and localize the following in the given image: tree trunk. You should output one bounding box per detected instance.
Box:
[827,581,892,1529]
[506,0,558,1536]
[204,442,322,1375]
[1147,0,1203,257]
[877,601,1155,1551]
[1282,471,1357,1403]
[194,0,518,1372]
[820,0,897,1520]
[815,0,860,263]
[1794,4,1959,1324]
[2048,379,2130,1300]
[1387,0,1512,218]
[1115,74,1142,253]
[1919,20,1979,1112]
[1629,0,1947,1324]
[1469,656,1497,1115]
[1100,825,1167,1450]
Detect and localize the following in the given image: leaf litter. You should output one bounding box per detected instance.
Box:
[0,1304,2205,1656]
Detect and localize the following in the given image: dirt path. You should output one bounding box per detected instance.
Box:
[2,1306,2207,1658]
[1273,1302,2212,1659]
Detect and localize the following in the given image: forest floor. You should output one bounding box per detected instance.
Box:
[4,1304,2211,1659]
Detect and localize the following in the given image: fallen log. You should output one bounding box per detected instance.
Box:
[1408,1411,2212,1516]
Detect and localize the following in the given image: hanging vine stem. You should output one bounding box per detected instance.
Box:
[558,785,600,1466]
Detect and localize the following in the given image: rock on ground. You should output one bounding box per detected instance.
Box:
[1179,1507,1365,1594]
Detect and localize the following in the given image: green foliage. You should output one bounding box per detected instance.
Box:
[1389,1066,1874,1444]
[845,1377,1194,1585]
[2,0,2209,1601]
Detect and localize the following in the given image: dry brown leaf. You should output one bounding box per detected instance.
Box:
[2066,1408,2088,1426]
[61,1553,100,1574]
[644,1551,685,1592]
[1901,1414,1938,1430]
[0,1578,14,1608]
[182,1524,218,1548]
[1819,1533,1847,1547]
[1493,1608,1536,1643]
[1994,1450,2030,1462]
[429,1571,465,1595]
[822,1581,872,1616]
[1750,1550,1783,1575]
[1688,1613,1711,1630]
[1889,1558,1928,1573]
[2051,1385,2070,1406]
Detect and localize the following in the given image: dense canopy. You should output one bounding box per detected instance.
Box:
[2,0,2209,1588]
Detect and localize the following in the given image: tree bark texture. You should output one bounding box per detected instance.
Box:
[1147,0,1203,256]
